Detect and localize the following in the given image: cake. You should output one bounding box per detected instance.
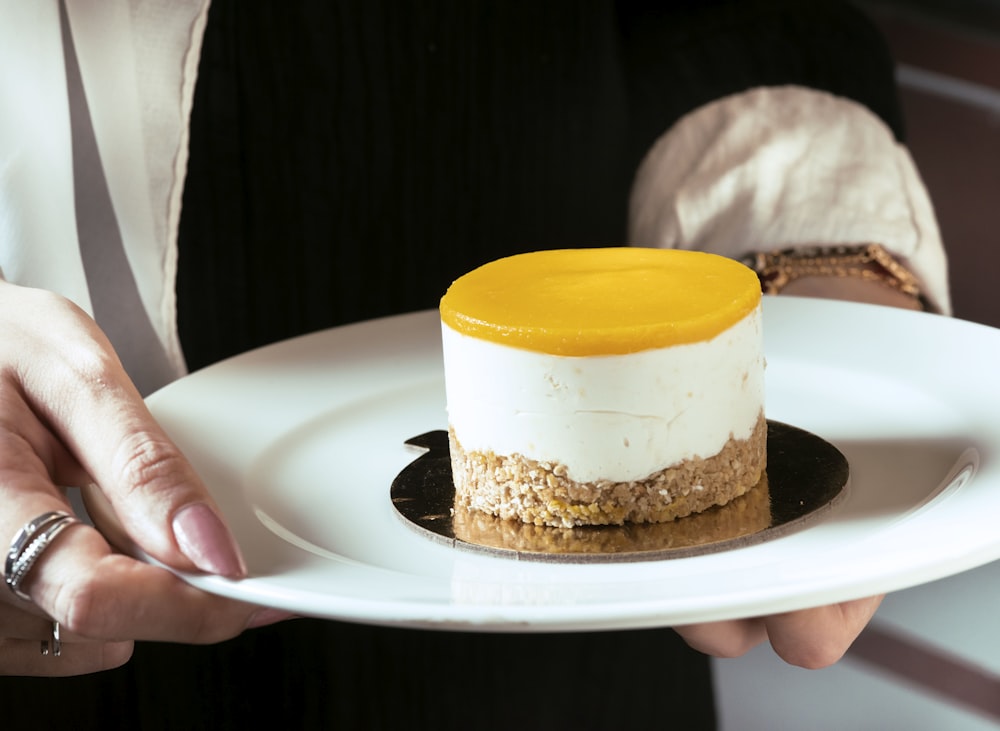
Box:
[439,247,765,529]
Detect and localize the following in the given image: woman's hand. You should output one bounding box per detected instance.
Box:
[0,280,285,676]
[673,273,920,667]
[675,596,884,669]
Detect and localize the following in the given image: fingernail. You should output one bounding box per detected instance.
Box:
[172,503,248,578]
[246,608,297,629]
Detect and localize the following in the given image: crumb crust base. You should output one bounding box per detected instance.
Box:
[449,413,767,528]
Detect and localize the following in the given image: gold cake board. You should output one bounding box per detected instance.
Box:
[391,421,848,563]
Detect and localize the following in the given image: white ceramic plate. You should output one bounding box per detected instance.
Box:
[145,297,1000,632]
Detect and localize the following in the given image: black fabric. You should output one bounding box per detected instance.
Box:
[617,0,904,164]
[177,0,632,370]
[0,2,903,730]
[0,622,713,730]
[175,0,902,371]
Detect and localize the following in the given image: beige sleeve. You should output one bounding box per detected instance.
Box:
[628,85,951,315]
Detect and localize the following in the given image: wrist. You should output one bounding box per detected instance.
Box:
[779,275,923,310]
[739,244,935,312]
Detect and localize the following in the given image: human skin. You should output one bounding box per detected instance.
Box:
[0,280,287,676]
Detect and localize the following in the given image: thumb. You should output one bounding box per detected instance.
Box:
[11,292,246,578]
[71,397,247,578]
[81,465,247,580]
[104,421,246,578]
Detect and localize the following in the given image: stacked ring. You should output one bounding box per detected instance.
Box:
[5,510,80,601]
[41,621,62,657]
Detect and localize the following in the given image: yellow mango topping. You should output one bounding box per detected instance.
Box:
[440,248,761,355]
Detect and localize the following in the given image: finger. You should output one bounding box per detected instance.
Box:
[0,470,82,604]
[3,287,245,577]
[33,362,244,577]
[674,618,768,659]
[0,381,92,491]
[764,595,884,669]
[0,601,120,657]
[79,481,132,553]
[0,600,66,641]
[0,638,133,677]
[25,522,283,644]
[2,499,291,645]
[0,442,285,646]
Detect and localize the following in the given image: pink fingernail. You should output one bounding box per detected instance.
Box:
[172,503,247,578]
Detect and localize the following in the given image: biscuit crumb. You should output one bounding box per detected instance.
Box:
[449,413,766,528]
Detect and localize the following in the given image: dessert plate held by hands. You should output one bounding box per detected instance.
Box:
[144,297,1000,631]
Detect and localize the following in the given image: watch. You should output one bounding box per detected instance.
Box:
[739,243,935,312]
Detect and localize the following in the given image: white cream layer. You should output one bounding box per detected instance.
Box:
[442,306,763,483]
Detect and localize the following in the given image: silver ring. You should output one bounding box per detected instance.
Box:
[41,621,61,657]
[5,511,79,601]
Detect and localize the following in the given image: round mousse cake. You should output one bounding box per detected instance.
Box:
[439,247,766,529]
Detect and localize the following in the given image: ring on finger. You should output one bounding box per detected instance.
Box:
[5,511,80,601]
[41,621,61,657]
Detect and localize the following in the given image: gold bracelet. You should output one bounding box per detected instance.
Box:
[739,244,935,312]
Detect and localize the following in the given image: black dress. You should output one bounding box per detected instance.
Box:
[0,2,902,728]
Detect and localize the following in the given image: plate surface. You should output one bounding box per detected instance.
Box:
[145,298,1000,631]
